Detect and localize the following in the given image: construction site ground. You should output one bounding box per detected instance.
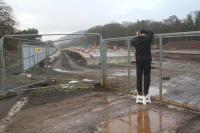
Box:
[0,49,200,133]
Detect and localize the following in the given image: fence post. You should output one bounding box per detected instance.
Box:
[0,37,6,93]
[100,39,107,88]
[127,40,131,90]
[159,37,163,101]
[45,42,50,79]
[45,42,49,69]
[0,38,3,93]
[28,46,31,72]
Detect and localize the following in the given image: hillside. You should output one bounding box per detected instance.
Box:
[55,31,86,48]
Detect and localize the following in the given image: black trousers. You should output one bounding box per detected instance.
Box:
[136,60,151,95]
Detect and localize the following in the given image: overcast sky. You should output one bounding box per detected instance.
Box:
[6,0,200,34]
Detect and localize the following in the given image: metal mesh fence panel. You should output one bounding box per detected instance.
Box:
[160,35,200,108]
[102,31,200,110]
[3,37,54,92]
[0,49,2,92]
[0,33,102,93]
[1,31,200,110]
[104,38,159,94]
[149,38,160,96]
[105,40,132,91]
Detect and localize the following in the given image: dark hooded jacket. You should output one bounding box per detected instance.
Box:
[131,31,154,62]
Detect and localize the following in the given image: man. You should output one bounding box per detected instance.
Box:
[131,29,154,96]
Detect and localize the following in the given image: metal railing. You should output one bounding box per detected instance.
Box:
[101,31,200,104]
[0,33,102,94]
[1,31,200,111]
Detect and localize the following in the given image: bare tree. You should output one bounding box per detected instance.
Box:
[183,13,194,31]
[194,11,200,29]
[0,0,15,36]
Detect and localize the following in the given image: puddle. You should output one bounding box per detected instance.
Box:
[82,79,93,82]
[53,68,71,73]
[111,70,136,77]
[96,110,178,133]
[69,80,79,84]
[167,105,184,111]
[130,86,167,97]
[148,86,167,96]
[92,107,105,112]
[107,77,116,79]
[163,82,177,87]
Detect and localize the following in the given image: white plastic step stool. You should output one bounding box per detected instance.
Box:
[136,95,151,104]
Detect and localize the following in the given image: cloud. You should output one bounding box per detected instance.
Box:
[108,0,162,14]
[6,0,200,34]
[15,12,41,29]
[10,0,161,32]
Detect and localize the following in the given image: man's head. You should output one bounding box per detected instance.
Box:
[137,29,147,37]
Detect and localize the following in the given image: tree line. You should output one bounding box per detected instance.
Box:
[87,11,200,38]
[0,0,39,40]
[1,0,200,47]
[0,0,43,51]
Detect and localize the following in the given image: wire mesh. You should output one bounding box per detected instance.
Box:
[0,33,102,93]
[0,50,2,92]
[2,37,54,92]
[104,38,159,94]
[1,31,200,110]
[105,40,132,91]
[160,35,200,108]
[103,31,200,110]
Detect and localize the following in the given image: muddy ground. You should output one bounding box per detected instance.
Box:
[0,49,200,133]
[0,97,18,121]
[1,88,200,133]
